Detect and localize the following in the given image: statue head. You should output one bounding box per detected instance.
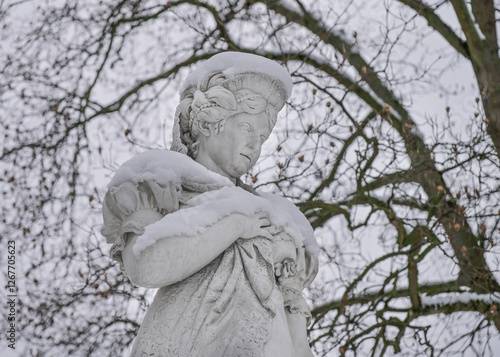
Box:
[171,52,292,181]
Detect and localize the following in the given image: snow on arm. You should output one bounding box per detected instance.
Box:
[109,150,318,259]
[259,192,319,258]
[133,187,319,259]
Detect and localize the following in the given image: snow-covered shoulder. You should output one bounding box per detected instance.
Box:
[107,150,233,189]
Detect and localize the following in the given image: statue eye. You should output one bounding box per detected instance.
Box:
[240,123,252,132]
[260,135,266,144]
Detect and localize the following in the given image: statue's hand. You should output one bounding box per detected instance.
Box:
[236,211,273,240]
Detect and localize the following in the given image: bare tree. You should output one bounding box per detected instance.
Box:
[1,0,499,356]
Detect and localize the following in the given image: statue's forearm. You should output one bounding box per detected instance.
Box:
[121,214,246,288]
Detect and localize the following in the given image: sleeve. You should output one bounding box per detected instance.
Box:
[276,245,319,324]
[101,180,180,269]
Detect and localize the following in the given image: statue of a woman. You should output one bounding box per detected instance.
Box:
[102,52,319,357]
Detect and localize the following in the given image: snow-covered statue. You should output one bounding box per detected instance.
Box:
[101,52,319,357]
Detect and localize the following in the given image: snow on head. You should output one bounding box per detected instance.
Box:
[107,150,233,189]
[181,52,293,98]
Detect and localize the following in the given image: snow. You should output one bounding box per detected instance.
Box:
[260,191,317,252]
[113,150,318,258]
[420,292,500,306]
[134,185,318,258]
[181,51,293,98]
[109,149,318,260]
[277,0,304,14]
[474,22,486,41]
[107,150,233,189]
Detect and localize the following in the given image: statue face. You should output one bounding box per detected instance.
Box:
[195,112,273,181]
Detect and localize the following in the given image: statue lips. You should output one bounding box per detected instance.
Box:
[240,153,252,163]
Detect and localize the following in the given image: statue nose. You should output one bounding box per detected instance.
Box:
[247,135,259,150]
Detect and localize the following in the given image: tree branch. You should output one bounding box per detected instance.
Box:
[397,0,470,58]
[470,0,498,49]
[312,281,459,315]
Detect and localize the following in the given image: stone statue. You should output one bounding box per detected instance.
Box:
[102,52,319,357]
